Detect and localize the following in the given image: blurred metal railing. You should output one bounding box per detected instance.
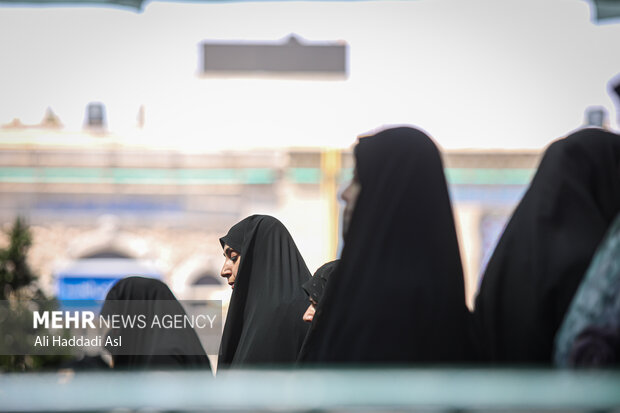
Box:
[1,368,620,412]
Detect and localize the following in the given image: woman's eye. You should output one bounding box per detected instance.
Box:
[231,255,238,262]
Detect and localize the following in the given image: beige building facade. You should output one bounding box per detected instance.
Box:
[0,128,541,308]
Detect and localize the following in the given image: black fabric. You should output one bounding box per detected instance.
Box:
[614,81,620,101]
[300,126,471,364]
[218,215,311,367]
[219,218,248,253]
[297,259,340,362]
[101,276,212,371]
[302,260,339,304]
[473,128,620,364]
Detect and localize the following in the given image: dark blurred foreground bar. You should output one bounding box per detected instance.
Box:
[1,368,620,412]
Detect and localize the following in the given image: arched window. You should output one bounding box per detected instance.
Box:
[81,250,132,259]
[192,272,222,286]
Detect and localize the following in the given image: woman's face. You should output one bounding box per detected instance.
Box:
[221,244,241,289]
[302,298,318,323]
[341,169,361,238]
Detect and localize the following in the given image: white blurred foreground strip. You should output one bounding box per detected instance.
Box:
[1,368,620,412]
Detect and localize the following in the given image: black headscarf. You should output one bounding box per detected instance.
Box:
[297,259,339,362]
[218,215,311,367]
[473,128,620,364]
[301,126,471,364]
[302,260,340,305]
[101,276,212,371]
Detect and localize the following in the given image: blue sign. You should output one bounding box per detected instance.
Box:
[55,258,162,310]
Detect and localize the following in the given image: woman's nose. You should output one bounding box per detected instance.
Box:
[302,304,315,323]
[221,263,230,278]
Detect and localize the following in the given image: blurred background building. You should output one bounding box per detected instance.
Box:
[0,119,541,309]
[2,0,618,311]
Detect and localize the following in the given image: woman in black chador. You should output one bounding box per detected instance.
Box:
[301,259,340,323]
[101,276,212,370]
[218,215,311,367]
[473,128,620,364]
[301,126,472,364]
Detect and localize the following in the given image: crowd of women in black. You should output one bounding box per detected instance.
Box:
[99,125,620,372]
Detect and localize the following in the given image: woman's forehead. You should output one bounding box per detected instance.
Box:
[223,244,239,254]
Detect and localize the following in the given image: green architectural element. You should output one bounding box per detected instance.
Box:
[444,168,535,186]
[0,167,37,182]
[240,168,275,184]
[287,168,322,184]
[42,168,107,183]
[0,166,535,186]
[0,167,275,185]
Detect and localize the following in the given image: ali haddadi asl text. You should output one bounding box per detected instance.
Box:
[33,335,121,347]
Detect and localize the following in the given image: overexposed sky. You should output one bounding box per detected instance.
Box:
[1,0,620,150]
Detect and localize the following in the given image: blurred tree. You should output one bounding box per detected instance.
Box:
[0,217,39,300]
[0,217,68,371]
